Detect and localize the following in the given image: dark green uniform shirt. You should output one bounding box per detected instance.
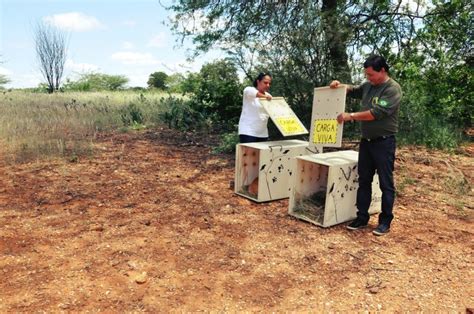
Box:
[348,78,402,139]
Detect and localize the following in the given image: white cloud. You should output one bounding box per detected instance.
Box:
[65,59,100,73]
[123,20,137,27]
[5,73,42,89]
[122,41,135,49]
[111,51,160,66]
[120,60,203,87]
[43,12,103,32]
[147,32,168,48]
[126,73,148,87]
[0,66,13,75]
[400,0,430,14]
[21,73,43,87]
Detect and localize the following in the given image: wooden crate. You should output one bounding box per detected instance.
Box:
[235,140,311,202]
[288,150,382,227]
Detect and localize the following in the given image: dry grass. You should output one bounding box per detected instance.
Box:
[0,90,171,162]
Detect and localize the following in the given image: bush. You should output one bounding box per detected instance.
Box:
[213,131,239,154]
[189,59,243,131]
[147,71,168,89]
[63,73,129,91]
[398,113,462,150]
[119,102,144,127]
[158,96,205,131]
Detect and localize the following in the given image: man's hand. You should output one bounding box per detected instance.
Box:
[337,112,351,124]
[330,80,341,89]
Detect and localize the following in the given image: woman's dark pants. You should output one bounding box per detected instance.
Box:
[239,134,268,143]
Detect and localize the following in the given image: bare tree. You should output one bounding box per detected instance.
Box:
[34,22,68,93]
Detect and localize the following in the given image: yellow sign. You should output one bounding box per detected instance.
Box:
[275,117,306,135]
[312,119,338,144]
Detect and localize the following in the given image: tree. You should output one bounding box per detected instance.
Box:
[190,59,242,130]
[63,72,129,91]
[147,71,168,89]
[166,1,428,123]
[179,72,200,95]
[0,74,9,88]
[34,22,68,93]
[168,1,429,78]
[168,0,471,147]
[394,0,473,130]
[0,55,11,89]
[165,73,185,93]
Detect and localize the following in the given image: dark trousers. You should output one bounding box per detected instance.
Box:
[239,134,268,143]
[356,136,396,226]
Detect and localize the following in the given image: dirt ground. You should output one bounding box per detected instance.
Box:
[0,128,473,312]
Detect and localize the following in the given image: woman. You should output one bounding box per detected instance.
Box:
[238,72,273,143]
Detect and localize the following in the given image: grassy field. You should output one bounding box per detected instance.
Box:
[0,90,172,162]
[1,89,469,163]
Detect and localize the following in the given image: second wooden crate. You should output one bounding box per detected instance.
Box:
[288,150,382,227]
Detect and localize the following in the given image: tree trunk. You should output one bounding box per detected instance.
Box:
[321,0,352,83]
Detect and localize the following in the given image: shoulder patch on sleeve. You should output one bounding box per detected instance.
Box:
[379,99,389,107]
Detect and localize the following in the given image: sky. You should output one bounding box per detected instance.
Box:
[0,0,225,88]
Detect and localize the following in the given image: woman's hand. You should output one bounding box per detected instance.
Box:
[258,91,272,100]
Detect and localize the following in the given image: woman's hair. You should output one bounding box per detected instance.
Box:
[363,55,390,73]
[253,72,272,87]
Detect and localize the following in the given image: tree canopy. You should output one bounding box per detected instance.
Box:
[167,0,473,147]
[0,55,9,88]
[190,59,243,129]
[0,74,9,88]
[147,71,168,89]
[168,1,433,82]
[63,72,129,91]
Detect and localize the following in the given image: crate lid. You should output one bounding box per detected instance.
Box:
[259,97,309,137]
[238,139,308,149]
[309,85,347,149]
[296,150,358,166]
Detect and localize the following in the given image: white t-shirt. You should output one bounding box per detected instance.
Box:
[238,86,271,137]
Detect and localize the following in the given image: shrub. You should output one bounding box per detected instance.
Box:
[120,102,144,126]
[147,71,168,89]
[398,113,462,150]
[158,96,205,131]
[213,131,239,154]
[63,73,129,91]
[189,59,243,131]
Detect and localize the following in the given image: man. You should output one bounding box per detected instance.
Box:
[330,55,402,236]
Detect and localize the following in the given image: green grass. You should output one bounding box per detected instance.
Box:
[0,90,174,162]
[395,170,417,197]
